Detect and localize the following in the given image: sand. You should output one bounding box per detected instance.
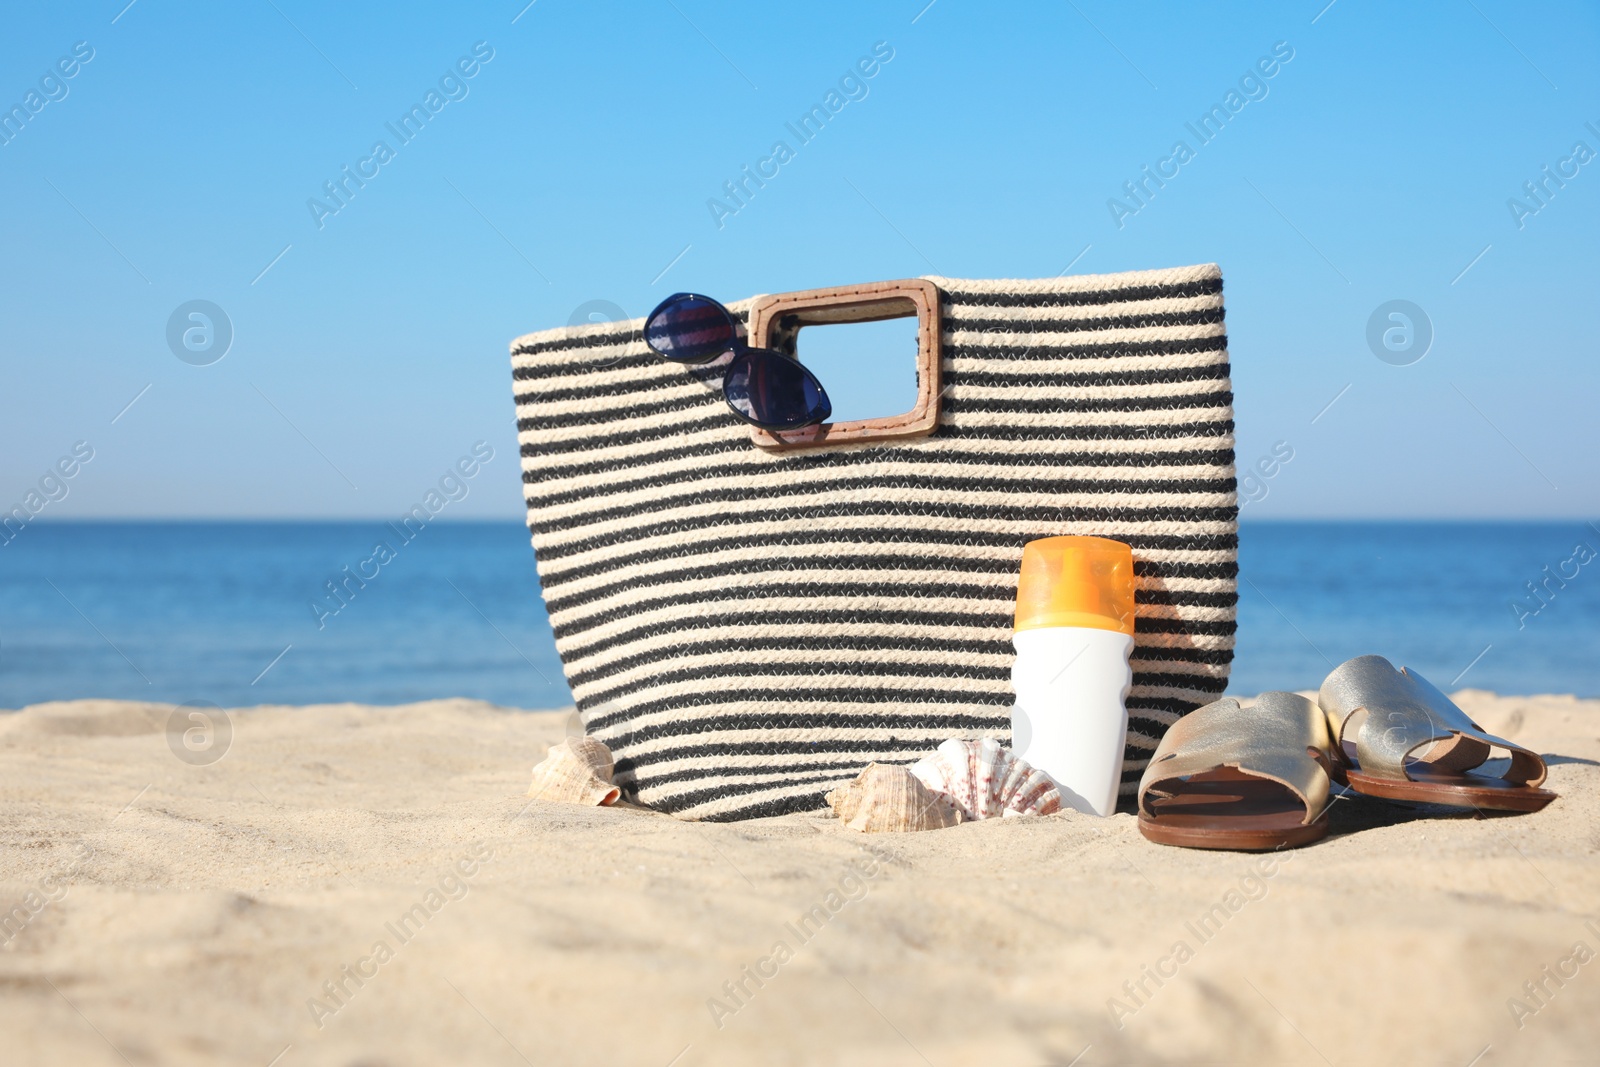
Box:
[1,692,1597,1066]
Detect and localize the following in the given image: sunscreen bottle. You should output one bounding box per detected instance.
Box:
[1010,536,1136,817]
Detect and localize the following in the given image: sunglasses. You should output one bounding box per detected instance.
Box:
[643,293,832,431]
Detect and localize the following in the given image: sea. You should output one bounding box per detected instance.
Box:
[2,521,1597,710]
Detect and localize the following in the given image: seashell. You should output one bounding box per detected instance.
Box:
[910,738,1060,820]
[527,737,621,806]
[825,763,963,833]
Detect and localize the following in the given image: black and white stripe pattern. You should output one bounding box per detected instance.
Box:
[510,265,1237,821]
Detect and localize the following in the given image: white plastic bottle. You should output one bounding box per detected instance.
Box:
[1009,536,1136,817]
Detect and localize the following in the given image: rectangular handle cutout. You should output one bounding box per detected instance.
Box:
[746,279,941,451]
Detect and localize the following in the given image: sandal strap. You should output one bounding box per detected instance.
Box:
[1318,655,1547,787]
[1138,692,1333,825]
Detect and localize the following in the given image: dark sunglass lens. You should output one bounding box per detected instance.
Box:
[722,349,832,430]
[643,295,736,363]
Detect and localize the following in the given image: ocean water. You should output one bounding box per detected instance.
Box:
[0,522,568,710]
[1230,521,1600,697]
[1,521,1597,710]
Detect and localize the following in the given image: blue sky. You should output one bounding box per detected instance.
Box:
[2,0,1595,520]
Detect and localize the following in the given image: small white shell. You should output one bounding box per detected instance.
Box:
[527,737,621,806]
[910,738,1060,819]
[825,763,963,833]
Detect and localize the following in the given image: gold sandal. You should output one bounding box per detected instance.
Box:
[1138,692,1338,851]
[1319,655,1556,813]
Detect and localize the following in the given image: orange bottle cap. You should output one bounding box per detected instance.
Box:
[1013,536,1136,635]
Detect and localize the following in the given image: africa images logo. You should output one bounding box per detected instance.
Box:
[1106,40,1295,229]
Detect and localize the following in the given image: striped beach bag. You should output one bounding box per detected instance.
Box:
[510,265,1237,821]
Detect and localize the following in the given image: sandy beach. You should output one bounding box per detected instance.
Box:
[2,692,1596,1066]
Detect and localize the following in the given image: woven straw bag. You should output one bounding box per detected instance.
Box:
[510,265,1237,821]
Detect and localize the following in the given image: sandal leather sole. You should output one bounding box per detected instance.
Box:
[1342,759,1556,812]
[1138,768,1331,851]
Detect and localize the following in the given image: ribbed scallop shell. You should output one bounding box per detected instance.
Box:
[527,737,621,806]
[910,738,1061,819]
[825,763,963,833]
